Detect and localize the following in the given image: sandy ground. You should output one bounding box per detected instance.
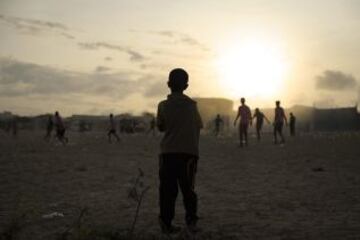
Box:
[0,130,360,239]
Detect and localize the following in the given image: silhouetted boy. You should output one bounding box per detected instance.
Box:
[54,111,68,145]
[252,108,270,141]
[273,101,287,144]
[214,114,223,137]
[157,68,203,234]
[289,112,296,136]
[108,113,120,143]
[234,98,252,147]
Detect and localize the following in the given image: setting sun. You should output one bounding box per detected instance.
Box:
[216,40,288,99]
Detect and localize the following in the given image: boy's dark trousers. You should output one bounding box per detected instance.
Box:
[159,153,198,227]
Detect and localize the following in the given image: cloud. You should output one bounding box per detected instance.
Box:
[0,57,168,103]
[0,57,140,99]
[61,32,75,40]
[178,35,210,51]
[0,14,75,40]
[127,49,145,62]
[95,66,111,72]
[142,79,168,98]
[152,30,176,38]
[149,30,210,51]
[316,70,358,91]
[78,42,145,61]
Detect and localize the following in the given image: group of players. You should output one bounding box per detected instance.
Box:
[44,111,69,144]
[215,98,296,146]
[44,104,296,146]
[43,99,296,147]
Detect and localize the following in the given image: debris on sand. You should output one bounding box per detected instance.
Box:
[42,212,64,219]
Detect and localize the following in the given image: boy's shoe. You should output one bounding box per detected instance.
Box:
[159,218,181,234]
[186,222,201,234]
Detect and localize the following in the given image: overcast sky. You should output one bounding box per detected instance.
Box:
[0,0,360,116]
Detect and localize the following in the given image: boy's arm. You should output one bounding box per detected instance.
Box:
[233,109,240,126]
[264,115,271,124]
[156,102,166,132]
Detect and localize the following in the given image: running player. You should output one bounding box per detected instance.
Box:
[252,108,270,141]
[214,114,223,137]
[234,98,252,147]
[147,116,156,136]
[108,113,120,143]
[289,112,296,136]
[44,115,54,141]
[273,101,287,144]
[54,111,68,145]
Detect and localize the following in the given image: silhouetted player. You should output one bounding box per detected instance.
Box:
[108,113,120,143]
[54,111,68,145]
[234,98,252,147]
[252,108,270,141]
[273,101,287,144]
[44,115,54,141]
[147,116,156,136]
[214,114,223,137]
[157,68,203,234]
[289,112,296,136]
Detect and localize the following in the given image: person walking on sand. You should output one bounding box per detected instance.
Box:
[147,116,156,136]
[289,112,296,136]
[54,111,68,145]
[108,113,120,143]
[252,108,270,141]
[157,68,203,234]
[273,101,287,144]
[214,114,223,137]
[234,98,252,147]
[44,115,54,141]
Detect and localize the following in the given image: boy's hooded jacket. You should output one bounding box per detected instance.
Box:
[157,93,203,156]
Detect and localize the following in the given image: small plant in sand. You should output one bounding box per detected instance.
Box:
[126,168,151,238]
[58,207,89,240]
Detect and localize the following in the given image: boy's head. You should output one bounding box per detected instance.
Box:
[168,68,188,92]
[276,100,280,107]
[240,97,245,104]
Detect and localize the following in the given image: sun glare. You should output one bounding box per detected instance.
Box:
[216,40,288,98]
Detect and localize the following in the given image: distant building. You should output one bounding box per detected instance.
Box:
[313,107,360,131]
[0,111,14,121]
